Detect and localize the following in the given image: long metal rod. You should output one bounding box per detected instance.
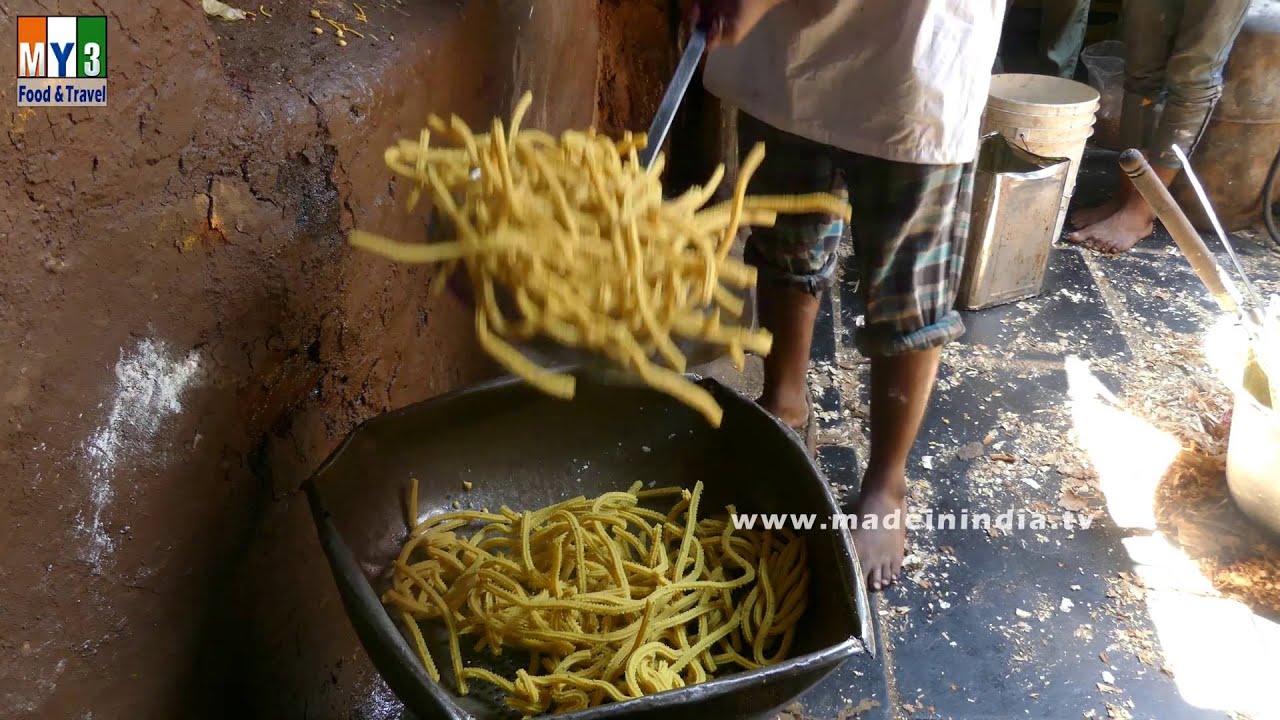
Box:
[638,28,707,172]
[1172,144,1266,312]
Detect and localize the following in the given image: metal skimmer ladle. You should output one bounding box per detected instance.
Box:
[520,29,721,382]
[639,28,708,172]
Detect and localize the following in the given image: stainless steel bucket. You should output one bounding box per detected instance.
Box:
[1226,359,1280,537]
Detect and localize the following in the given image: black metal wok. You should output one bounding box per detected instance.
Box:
[305,374,872,719]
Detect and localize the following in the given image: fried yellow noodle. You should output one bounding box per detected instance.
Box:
[386,480,809,716]
[349,92,851,427]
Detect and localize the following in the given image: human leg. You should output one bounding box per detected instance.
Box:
[1149,0,1250,168]
[843,154,972,589]
[756,278,821,429]
[1068,0,1179,241]
[1038,0,1091,78]
[1070,0,1248,253]
[737,112,843,428]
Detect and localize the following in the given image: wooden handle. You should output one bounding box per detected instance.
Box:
[1119,149,1241,314]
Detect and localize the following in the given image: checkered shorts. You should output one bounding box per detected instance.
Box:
[739,113,974,356]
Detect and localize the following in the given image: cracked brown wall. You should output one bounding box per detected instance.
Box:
[0,1,608,717]
[594,0,675,138]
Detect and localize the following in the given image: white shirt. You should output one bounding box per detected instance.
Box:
[703,0,1006,165]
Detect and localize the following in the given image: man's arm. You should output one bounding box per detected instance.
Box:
[689,0,788,49]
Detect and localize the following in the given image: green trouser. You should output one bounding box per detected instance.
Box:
[1039,0,1091,78]
[1121,0,1250,168]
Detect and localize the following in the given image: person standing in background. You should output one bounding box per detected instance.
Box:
[1067,0,1251,253]
[690,0,1006,590]
[1039,0,1092,78]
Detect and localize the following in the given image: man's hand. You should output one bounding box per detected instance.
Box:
[688,0,786,49]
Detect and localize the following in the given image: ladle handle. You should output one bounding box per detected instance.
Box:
[639,28,707,172]
[1119,149,1241,314]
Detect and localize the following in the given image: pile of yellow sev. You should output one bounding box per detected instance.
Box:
[385,480,809,716]
[349,92,851,427]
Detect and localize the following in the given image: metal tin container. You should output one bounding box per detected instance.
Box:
[958,134,1072,311]
[1227,359,1280,537]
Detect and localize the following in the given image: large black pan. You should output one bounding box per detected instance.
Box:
[305,374,872,719]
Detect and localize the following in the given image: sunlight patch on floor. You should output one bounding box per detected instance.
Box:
[1123,534,1277,716]
[1143,588,1273,715]
[1064,356,1180,530]
[1066,340,1280,717]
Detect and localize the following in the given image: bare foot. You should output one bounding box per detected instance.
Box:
[1065,197,1155,254]
[1069,196,1122,230]
[850,483,907,591]
[757,389,809,430]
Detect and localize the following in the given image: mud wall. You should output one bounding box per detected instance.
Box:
[593,0,730,200]
[0,1,608,717]
[594,0,675,137]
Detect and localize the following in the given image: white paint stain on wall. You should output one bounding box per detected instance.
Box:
[77,339,202,571]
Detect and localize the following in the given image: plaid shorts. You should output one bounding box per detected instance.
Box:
[739,113,974,356]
